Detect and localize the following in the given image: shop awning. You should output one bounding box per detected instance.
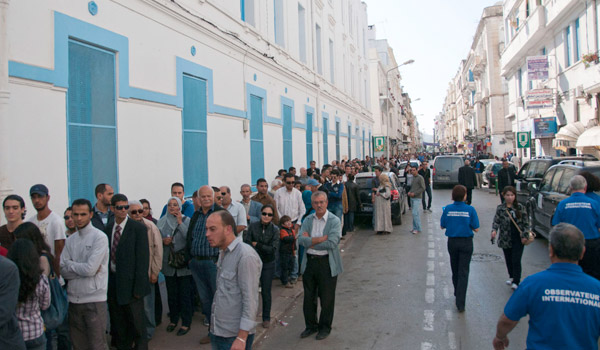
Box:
[553,121,585,149]
[576,126,600,148]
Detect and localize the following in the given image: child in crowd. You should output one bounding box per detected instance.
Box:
[279,215,295,288]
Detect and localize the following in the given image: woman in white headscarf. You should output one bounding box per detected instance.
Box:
[157,197,192,336]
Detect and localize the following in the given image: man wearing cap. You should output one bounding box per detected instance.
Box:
[26,184,67,274]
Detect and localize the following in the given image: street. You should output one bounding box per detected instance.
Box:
[255,187,551,350]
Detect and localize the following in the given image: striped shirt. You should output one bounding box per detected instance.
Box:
[17,274,50,341]
[191,206,220,257]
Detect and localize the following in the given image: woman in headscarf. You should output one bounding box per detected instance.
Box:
[157,197,192,336]
[374,174,393,235]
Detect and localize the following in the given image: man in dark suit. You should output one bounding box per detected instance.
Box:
[105,193,150,350]
[498,159,516,203]
[458,159,477,205]
[307,160,321,177]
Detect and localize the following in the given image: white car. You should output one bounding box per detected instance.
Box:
[398,160,421,177]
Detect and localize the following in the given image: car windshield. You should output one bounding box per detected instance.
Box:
[356,177,375,189]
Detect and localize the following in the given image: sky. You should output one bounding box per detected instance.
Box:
[365,0,502,137]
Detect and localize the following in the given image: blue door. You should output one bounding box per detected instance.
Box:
[250,95,265,183]
[306,112,313,165]
[283,105,293,169]
[182,75,209,195]
[67,40,118,202]
[335,121,340,161]
[347,124,352,159]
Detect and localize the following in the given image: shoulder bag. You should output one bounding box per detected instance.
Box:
[41,255,68,330]
[168,225,187,269]
[506,209,536,245]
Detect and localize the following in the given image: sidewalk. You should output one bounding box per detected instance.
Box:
[149,232,355,349]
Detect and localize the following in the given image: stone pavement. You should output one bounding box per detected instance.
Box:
[149,232,355,350]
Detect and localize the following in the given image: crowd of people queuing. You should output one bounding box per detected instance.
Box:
[0,153,425,350]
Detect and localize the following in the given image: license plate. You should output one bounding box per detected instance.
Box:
[362,206,373,212]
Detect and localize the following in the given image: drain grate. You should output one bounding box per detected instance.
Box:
[472,253,503,262]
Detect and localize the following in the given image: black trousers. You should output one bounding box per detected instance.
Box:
[465,188,473,205]
[165,275,193,327]
[108,273,148,350]
[280,252,294,285]
[422,186,432,209]
[302,255,337,333]
[447,237,473,310]
[260,261,275,321]
[581,238,600,280]
[502,227,524,285]
[154,283,162,326]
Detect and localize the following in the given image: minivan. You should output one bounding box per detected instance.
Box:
[432,155,464,189]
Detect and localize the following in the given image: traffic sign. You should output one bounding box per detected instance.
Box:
[373,136,386,152]
[517,132,530,148]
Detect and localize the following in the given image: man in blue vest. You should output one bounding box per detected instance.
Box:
[493,223,600,350]
[552,175,600,280]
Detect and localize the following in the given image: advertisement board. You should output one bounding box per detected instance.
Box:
[533,117,557,138]
[527,56,549,80]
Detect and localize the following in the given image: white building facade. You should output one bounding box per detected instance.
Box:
[1,0,373,210]
[501,0,600,159]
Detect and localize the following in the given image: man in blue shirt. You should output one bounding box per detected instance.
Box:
[552,175,600,280]
[440,185,479,312]
[185,185,224,345]
[493,223,600,350]
[160,182,195,218]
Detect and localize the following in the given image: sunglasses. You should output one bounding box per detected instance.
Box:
[261,212,274,217]
[286,181,294,185]
[63,215,71,220]
[130,209,144,215]
[115,205,130,211]
[221,192,227,196]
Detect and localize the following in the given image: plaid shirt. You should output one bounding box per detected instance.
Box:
[17,274,50,341]
[191,206,219,257]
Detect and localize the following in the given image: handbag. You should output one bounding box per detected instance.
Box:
[41,256,68,330]
[505,209,536,245]
[168,225,187,269]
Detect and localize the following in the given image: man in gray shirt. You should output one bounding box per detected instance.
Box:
[408,167,426,234]
[206,210,262,349]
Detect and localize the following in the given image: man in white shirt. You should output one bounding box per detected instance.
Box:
[60,198,109,350]
[219,186,247,235]
[27,184,66,274]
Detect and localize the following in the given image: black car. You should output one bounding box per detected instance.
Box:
[355,172,406,225]
[526,161,600,239]
[515,156,597,205]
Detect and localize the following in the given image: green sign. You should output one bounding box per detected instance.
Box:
[517,132,530,148]
[373,136,386,152]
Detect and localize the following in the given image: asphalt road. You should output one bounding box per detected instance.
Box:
[255,187,552,350]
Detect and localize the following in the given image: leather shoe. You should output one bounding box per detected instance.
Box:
[300,328,317,338]
[166,323,176,333]
[316,330,330,340]
[177,327,190,336]
[199,335,211,344]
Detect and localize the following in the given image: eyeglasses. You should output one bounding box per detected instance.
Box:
[286,181,294,185]
[216,196,223,200]
[115,205,130,211]
[130,209,144,215]
[63,215,71,220]
[261,212,274,217]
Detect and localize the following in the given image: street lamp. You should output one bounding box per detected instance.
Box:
[384,59,415,158]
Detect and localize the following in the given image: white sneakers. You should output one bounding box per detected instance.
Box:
[511,283,519,290]
[505,279,512,286]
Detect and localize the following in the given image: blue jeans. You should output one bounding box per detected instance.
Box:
[411,198,422,232]
[291,253,299,280]
[328,203,343,220]
[143,283,156,339]
[210,333,254,350]
[189,259,217,325]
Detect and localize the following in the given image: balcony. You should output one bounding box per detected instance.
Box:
[472,53,487,76]
[501,6,546,75]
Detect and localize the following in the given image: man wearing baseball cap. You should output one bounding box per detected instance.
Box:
[26,184,67,275]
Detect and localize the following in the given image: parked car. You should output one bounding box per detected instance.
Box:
[355,172,406,225]
[482,161,517,189]
[398,160,421,177]
[526,161,600,239]
[432,155,464,189]
[515,156,598,205]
